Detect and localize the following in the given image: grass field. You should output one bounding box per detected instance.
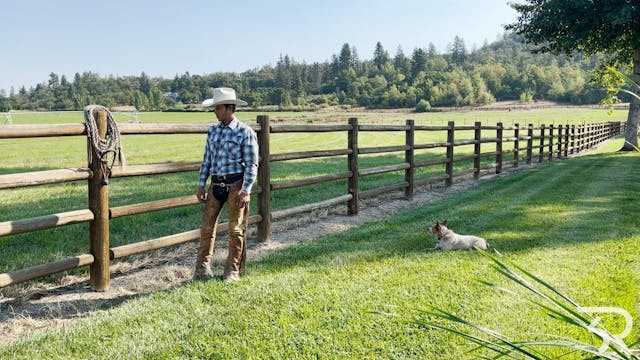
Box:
[2,107,629,125]
[0,135,638,358]
[0,108,629,273]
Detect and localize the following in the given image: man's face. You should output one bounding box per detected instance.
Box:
[214,104,233,122]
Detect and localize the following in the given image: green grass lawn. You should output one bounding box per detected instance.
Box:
[4,107,628,125]
[0,136,638,358]
[5,108,596,273]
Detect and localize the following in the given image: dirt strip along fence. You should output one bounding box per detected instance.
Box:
[0,111,626,291]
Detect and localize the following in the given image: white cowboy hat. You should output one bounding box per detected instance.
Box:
[202,87,248,107]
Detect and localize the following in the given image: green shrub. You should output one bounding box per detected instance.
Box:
[416,99,432,112]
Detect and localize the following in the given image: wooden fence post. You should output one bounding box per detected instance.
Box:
[570,125,576,155]
[474,121,481,179]
[88,108,110,291]
[348,117,359,215]
[405,119,414,199]
[513,123,519,167]
[257,115,271,242]
[496,122,503,174]
[445,121,454,186]
[548,124,554,161]
[526,123,533,164]
[557,124,563,159]
[539,124,545,162]
[564,125,570,157]
[585,124,589,150]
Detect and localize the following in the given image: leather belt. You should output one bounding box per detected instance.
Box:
[211,173,243,187]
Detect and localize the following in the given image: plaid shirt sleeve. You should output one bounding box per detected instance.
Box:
[197,126,213,188]
[241,126,259,194]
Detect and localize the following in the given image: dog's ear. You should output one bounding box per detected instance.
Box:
[443,219,448,226]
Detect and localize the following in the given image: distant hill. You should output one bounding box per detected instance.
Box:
[0,33,624,112]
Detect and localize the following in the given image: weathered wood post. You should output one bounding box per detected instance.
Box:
[582,124,590,151]
[347,117,359,215]
[445,121,454,186]
[496,122,503,174]
[570,125,576,155]
[598,123,603,144]
[257,115,271,242]
[585,124,590,150]
[538,124,546,162]
[474,121,481,179]
[526,123,533,164]
[548,124,554,161]
[578,124,584,152]
[513,123,519,167]
[564,125,570,157]
[557,125,563,158]
[404,119,414,199]
[88,108,110,291]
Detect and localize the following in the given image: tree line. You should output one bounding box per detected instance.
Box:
[0,33,612,112]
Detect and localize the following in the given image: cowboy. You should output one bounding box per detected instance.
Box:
[194,87,259,282]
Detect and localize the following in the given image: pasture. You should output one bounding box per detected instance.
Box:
[0,108,627,274]
[0,138,638,358]
[0,108,638,358]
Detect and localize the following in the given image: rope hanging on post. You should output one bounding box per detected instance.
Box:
[83,105,125,184]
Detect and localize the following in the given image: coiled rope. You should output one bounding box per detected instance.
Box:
[83,105,125,184]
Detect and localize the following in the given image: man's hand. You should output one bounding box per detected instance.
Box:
[236,191,250,208]
[197,186,207,203]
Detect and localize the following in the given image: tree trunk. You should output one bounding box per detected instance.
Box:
[621,48,640,151]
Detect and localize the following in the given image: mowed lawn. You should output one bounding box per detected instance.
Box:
[5,108,624,273]
[0,136,638,358]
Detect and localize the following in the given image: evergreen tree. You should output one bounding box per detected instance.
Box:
[449,35,467,65]
[373,42,390,70]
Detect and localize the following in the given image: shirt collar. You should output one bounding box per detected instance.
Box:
[217,116,239,129]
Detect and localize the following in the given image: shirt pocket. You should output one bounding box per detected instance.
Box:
[222,137,242,162]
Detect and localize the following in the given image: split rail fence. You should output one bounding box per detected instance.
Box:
[0,111,625,291]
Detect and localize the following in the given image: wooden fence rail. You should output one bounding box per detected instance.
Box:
[0,113,626,290]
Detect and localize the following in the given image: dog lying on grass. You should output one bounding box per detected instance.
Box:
[429,220,489,251]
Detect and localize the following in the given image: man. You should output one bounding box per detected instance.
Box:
[194,87,259,282]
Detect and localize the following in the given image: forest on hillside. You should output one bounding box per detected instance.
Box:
[0,33,615,112]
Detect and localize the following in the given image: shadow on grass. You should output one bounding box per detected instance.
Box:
[3,151,635,285]
[0,152,637,346]
[252,152,640,273]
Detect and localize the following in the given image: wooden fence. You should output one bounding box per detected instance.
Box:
[0,112,626,291]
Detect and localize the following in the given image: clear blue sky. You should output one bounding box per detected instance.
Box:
[1,0,518,93]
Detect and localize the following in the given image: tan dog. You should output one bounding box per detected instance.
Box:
[429,220,489,251]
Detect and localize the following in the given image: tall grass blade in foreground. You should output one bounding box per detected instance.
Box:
[381,249,639,359]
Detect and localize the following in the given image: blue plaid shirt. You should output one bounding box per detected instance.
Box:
[198,117,259,194]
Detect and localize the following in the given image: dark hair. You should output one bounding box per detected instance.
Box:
[224,104,236,112]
